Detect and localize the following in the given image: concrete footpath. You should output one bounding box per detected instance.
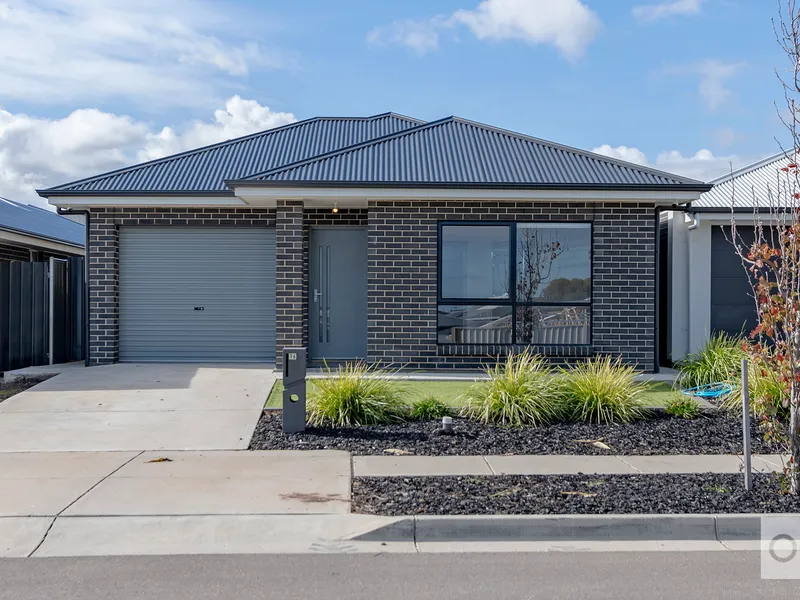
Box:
[0,449,792,558]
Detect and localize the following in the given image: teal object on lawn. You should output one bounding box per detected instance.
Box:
[681,383,734,399]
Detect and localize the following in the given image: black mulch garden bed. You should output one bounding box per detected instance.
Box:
[0,375,52,403]
[249,410,780,456]
[352,473,800,516]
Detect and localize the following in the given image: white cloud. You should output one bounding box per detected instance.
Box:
[140,96,296,160]
[633,0,703,22]
[452,0,601,59]
[590,144,649,166]
[664,59,744,111]
[0,97,296,208]
[368,0,601,60]
[592,145,744,182]
[0,0,290,108]
[366,18,444,55]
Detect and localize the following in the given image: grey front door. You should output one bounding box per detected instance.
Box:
[309,228,367,360]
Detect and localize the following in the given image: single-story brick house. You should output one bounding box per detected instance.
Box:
[38,113,711,371]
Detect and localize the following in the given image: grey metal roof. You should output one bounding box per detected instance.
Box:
[0,197,84,247]
[236,117,710,190]
[694,151,794,208]
[40,113,423,195]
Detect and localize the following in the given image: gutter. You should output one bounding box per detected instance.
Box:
[56,208,90,367]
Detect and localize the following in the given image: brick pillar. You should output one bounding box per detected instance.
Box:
[87,209,119,364]
[276,200,305,367]
[593,202,655,371]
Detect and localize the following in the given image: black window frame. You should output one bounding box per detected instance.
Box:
[436,220,593,346]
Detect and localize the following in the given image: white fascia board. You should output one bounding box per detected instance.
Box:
[0,229,84,255]
[232,186,704,204]
[47,196,247,208]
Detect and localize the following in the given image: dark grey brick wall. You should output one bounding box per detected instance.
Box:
[0,243,32,262]
[87,207,276,365]
[366,200,656,371]
[86,201,656,372]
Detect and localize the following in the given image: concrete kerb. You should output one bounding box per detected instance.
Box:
[351,513,793,543]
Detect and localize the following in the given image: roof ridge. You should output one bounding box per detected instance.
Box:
[235,117,457,181]
[447,117,706,186]
[236,115,703,186]
[707,150,792,184]
[40,113,425,195]
[368,112,426,124]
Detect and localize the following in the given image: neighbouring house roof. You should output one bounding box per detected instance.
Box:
[0,197,84,247]
[233,117,710,191]
[39,113,424,195]
[694,151,795,209]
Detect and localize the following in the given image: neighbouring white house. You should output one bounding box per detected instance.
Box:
[664,151,792,363]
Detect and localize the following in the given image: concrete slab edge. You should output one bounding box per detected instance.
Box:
[351,513,800,543]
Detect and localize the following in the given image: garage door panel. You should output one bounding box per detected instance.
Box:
[119,228,276,362]
[711,226,757,338]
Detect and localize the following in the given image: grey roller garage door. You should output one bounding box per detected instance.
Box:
[119,227,276,362]
[710,226,756,337]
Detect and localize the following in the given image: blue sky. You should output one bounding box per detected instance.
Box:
[0,0,789,206]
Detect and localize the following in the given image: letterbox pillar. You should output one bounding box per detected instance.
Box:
[282,347,307,433]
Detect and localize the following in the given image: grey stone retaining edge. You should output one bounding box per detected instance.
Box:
[352,514,791,543]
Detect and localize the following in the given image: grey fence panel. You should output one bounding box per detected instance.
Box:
[0,262,9,370]
[18,263,33,366]
[50,259,68,365]
[0,261,49,372]
[31,262,48,365]
[67,256,84,361]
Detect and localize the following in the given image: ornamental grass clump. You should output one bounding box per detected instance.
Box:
[560,356,649,424]
[665,394,703,420]
[306,362,406,426]
[409,395,452,420]
[677,331,746,389]
[459,350,562,427]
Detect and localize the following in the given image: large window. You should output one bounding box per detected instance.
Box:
[438,222,591,345]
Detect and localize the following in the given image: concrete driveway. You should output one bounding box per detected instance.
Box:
[0,364,275,452]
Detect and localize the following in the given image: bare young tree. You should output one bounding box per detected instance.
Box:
[729,0,800,494]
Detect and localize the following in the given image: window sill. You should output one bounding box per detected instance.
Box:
[437,344,593,358]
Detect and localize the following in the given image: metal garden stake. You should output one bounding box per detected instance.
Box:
[741,358,752,492]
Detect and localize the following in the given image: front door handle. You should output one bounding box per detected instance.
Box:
[314,289,323,303]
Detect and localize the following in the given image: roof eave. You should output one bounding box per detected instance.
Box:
[0,225,84,249]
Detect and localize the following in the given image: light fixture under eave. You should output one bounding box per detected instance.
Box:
[332,203,339,214]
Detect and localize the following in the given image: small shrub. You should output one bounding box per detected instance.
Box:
[409,395,452,420]
[460,350,562,426]
[560,356,649,424]
[677,332,745,389]
[307,362,406,426]
[721,362,790,421]
[665,394,702,419]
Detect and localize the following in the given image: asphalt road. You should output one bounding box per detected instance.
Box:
[1,552,797,600]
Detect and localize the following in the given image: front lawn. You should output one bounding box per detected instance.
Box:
[265,379,676,409]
